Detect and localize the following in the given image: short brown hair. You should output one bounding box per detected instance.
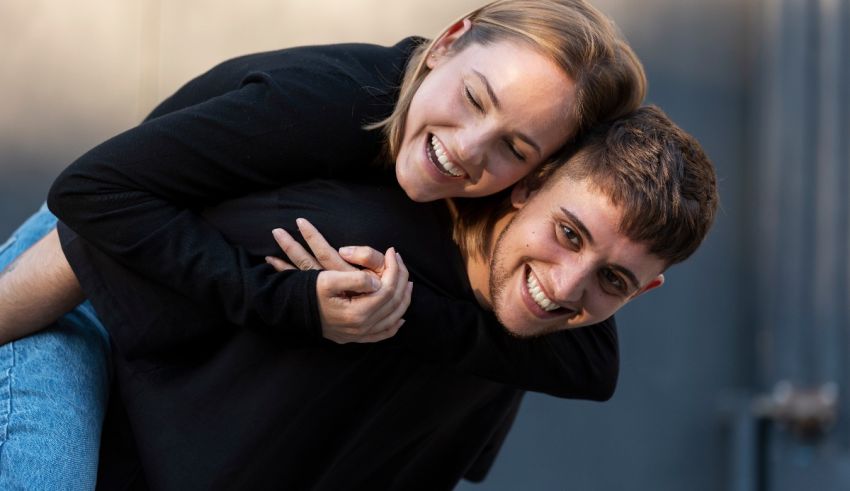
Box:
[454,105,719,267]
[370,0,646,162]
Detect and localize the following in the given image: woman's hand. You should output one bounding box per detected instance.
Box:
[266,218,412,344]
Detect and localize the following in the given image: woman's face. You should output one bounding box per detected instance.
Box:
[395,28,577,202]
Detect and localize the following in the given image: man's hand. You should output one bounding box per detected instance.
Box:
[266,219,412,344]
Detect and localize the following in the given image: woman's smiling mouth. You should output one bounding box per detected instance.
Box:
[427,134,467,178]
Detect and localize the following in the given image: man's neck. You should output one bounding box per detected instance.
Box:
[463,211,514,311]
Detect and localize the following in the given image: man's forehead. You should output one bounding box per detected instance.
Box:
[535,175,620,224]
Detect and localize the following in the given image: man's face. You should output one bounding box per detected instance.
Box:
[487,175,667,337]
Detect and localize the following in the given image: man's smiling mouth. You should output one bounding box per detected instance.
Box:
[526,268,559,312]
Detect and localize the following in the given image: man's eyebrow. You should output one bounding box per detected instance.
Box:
[472,69,541,156]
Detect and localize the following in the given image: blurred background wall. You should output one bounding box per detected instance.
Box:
[0,1,847,489]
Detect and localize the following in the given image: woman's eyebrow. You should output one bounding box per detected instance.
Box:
[473,69,542,155]
[472,69,501,109]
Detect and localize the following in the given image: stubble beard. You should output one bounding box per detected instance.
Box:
[487,212,528,339]
[488,207,561,340]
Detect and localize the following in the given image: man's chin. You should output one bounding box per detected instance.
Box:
[499,321,545,339]
[499,318,585,338]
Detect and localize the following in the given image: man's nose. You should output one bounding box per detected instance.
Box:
[551,262,592,307]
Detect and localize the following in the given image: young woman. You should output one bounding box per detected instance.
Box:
[0,0,645,487]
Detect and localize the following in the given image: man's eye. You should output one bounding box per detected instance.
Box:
[464,86,483,111]
[601,269,625,293]
[561,225,580,247]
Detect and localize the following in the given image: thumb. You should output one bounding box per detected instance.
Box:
[317,270,381,296]
[338,246,386,274]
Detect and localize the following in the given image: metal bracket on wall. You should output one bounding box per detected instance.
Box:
[752,381,839,441]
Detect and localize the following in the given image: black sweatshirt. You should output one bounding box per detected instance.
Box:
[63,179,613,489]
[49,38,619,400]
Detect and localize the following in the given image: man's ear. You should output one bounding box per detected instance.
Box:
[630,274,665,300]
[426,18,473,69]
[510,179,533,210]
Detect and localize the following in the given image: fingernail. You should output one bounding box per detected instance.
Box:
[295,218,306,227]
[396,253,403,265]
[272,228,284,238]
[339,246,353,256]
[370,276,381,290]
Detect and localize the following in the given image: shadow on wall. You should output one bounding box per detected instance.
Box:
[0,0,482,237]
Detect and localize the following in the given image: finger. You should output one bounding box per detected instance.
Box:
[379,247,400,291]
[296,218,356,272]
[272,228,321,270]
[338,246,386,274]
[356,319,406,343]
[357,253,410,331]
[322,332,351,345]
[353,247,402,325]
[265,256,296,272]
[363,280,412,334]
[317,270,381,297]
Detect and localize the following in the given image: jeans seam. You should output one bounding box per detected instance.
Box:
[0,341,14,467]
[0,236,17,259]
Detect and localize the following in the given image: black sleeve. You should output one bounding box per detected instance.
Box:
[394,291,619,401]
[57,222,323,359]
[61,210,617,399]
[47,44,404,330]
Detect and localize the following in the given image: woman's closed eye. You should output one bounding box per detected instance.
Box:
[505,139,526,161]
[463,85,483,112]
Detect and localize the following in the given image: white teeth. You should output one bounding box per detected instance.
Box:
[526,270,559,312]
[430,136,465,177]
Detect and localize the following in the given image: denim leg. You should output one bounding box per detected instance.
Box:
[0,204,111,491]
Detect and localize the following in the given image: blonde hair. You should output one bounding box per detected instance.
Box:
[370,0,647,163]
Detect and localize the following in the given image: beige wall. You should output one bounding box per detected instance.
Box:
[0,0,483,170]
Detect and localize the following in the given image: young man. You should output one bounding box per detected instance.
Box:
[0,106,717,488]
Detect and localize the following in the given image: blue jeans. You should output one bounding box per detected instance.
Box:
[0,204,111,490]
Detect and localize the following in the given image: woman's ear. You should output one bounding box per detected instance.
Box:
[426,18,473,69]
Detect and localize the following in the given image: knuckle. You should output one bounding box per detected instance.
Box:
[356,272,372,287]
[348,312,367,326]
[378,285,395,300]
[391,288,405,305]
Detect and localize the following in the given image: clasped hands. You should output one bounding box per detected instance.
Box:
[265,218,412,344]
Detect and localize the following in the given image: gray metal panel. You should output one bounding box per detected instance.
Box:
[461,0,754,489]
